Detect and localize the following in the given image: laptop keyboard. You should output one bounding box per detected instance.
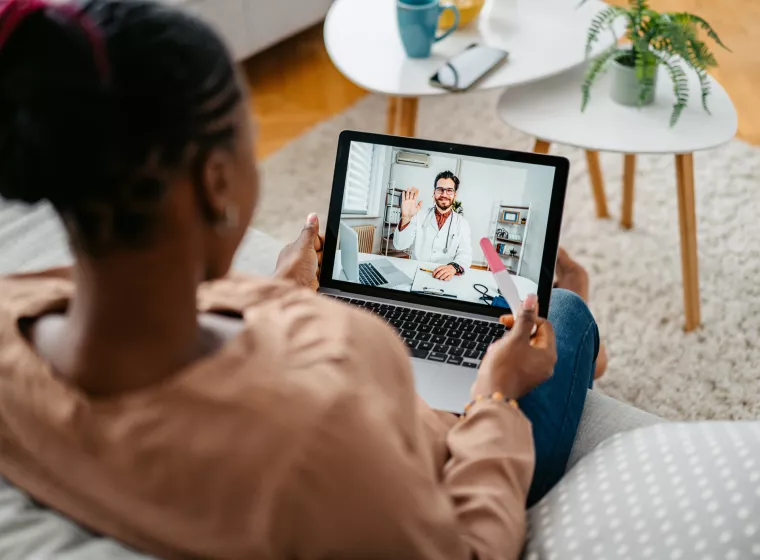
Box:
[325,296,507,368]
[358,263,388,287]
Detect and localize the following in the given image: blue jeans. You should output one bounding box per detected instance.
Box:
[517,289,599,507]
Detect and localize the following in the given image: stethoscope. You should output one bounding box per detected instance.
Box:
[474,283,496,304]
[426,207,458,254]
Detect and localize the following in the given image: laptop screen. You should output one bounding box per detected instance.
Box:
[321,132,568,318]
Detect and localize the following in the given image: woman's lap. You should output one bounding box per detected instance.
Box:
[517,289,599,506]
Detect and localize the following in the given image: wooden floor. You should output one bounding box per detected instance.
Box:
[242,25,365,159]
[244,0,760,159]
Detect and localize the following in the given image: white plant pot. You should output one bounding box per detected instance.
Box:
[610,56,658,107]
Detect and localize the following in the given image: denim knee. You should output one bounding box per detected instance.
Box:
[547,289,599,361]
[548,289,595,328]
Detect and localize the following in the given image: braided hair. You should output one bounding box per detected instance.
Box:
[0,0,243,253]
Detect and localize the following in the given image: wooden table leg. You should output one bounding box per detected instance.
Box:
[675,153,701,332]
[398,97,418,137]
[621,154,636,229]
[386,97,399,135]
[585,150,610,219]
[533,139,550,154]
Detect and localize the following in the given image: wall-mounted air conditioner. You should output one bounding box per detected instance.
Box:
[395,151,430,167]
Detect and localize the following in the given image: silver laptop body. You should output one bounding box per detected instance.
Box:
[339,222,412,289]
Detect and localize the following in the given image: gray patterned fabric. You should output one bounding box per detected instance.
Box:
[0,482,150,560]
[525,422,760,560]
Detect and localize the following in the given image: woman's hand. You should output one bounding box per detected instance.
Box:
[274,213,324,291]
[470,294,557,400]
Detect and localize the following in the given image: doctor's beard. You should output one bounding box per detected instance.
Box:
[435,197,453,212]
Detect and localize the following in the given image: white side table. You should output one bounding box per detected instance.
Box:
[324,0,617,137]
[497,65,738,331]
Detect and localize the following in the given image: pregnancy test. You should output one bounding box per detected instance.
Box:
[480,237,537,334]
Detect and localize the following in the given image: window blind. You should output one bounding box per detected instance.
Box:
[342,142,375,215]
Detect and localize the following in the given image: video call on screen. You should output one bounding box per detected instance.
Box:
[334,142,556,309]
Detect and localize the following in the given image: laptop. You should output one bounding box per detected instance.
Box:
[320,131,569,413]
[339,221,412,288]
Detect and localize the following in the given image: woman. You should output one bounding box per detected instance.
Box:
[0,1,599,558]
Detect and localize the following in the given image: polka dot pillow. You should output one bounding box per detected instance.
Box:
[524,422,760,560]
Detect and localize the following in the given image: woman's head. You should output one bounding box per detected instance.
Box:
[0,0,257,279]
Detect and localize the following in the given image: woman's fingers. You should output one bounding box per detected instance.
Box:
[500,314,547,329]
[500,313,551,346]
[531,320,555,352]
[314,232,324,252]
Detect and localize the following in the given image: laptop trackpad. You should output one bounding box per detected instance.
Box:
[411,360,479,414]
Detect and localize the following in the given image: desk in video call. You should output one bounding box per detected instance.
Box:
[333,250,538,306]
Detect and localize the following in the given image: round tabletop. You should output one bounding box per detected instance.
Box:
[324,0,620,97]
[497,64,738,154]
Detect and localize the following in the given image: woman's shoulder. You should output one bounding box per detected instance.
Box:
[201,274,402,355]
[0,267,74,292]
[198,274,408,380]
[240,282,409,379]
[170,281,418,461]
[0,268,74,321]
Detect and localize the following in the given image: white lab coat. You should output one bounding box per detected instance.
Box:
[393,208,473,270]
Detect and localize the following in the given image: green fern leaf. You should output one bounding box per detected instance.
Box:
[658,15,691,61]
[669,104,685,128]
[585,6,629,57]
[633,0,650,28]
[673,13,730,52]
[639,9,662,44]
[676,21,718,70]
[689,40,717,68]
[695,68,712,114]
[581,47,622,112]
[654,53,690,126]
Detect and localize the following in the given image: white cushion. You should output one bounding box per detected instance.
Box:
[525,422,760,559]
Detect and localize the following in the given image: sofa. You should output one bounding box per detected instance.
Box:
[5,201,759,559]
[163,0,334,61]
[0,200,669,558]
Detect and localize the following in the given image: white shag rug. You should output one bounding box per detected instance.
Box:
[257,91,760,421]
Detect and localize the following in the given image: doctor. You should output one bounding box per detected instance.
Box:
[393,171,472,281]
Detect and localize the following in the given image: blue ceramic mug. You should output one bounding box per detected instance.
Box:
[397,0,460,59]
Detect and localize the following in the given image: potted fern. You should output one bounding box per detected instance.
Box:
[581,0,729,126]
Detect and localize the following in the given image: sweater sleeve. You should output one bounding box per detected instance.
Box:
[274,311,535,560]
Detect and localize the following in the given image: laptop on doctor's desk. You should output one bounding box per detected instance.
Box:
[339,221,412,289]
[319,131,569,413]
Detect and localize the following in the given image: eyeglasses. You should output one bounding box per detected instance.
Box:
[434,187,456,196]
